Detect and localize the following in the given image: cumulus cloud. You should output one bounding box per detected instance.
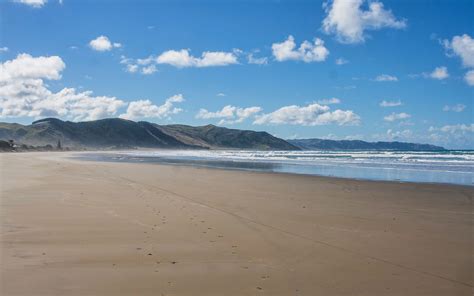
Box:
[0,53,65,81]
[141,65,157,75]
[430,124,474,134]
[384,112,410,122]
[137,56,155,65]
[272,35,329,63]
[13,0,47,8]
[374,74,398,82]
[442,34,474,86]
[126,64,139,73]
[465,70,474,86]
[196,105,262,124]
[385,129,413,141]
[120,94,184,120]
[428,66,449,80]
[428,124,474,148]
[247,53,269,65]
[121,49,238,73]
[89,35,122,52]
[443,34,474,68]
[335,58,348,65]
[0,54,128,121]
[0,54,186,122]
[317,98,341,105]
[156,49,238,68]
[322,0,406,44]
[380,100,402,107]
[120,55,155,75]
[443,104,466,112]
[216,93,226,97]
[253,103,360,126]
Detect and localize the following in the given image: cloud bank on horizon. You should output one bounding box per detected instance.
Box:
[1,0,473,148]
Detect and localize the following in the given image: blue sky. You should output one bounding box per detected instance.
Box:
[0,0,473,148]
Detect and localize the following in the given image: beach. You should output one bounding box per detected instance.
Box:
[0,152,472,295]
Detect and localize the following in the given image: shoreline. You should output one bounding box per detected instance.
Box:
[1,152,473,295]
[72,150,474,188]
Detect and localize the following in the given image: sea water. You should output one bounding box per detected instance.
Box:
[82,150,474,186]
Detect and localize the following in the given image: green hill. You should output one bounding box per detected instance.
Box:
[0,118,299,150]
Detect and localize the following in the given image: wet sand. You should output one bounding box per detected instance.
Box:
[1,152,472,295]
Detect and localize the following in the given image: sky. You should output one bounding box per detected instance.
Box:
[0,0,473,149]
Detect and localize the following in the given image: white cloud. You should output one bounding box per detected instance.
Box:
[0,53,65,81]
[121,48,239,73]
[272,35,329,63]
[374,74,398,82]
[384,112,410,122]
[253,103,360,126]
[247,53,268,65]
[197,51,238,67]
[442,34,474,86]
[0,53,150,122]
[216,93,226,97]
[428,66,449,80]
[197,105,235,119]
[443,104,466,112]
[317,98,341,105]
[121,55,155,75]
[196,105,262,124]
[427,124,474,148]
[1,54,186,122]
[126,64,139,73]
[13,0,47,8]
[141,65,157,75]
[322,0,406,44]
[156,49,238,68]
[120,94,184,120]
[386,129,413,141]
[430,124,474,134]
[443,34,474,68]
[335,58,348,65]
[89,35,121,52]
[380,100,402,107]
[137,56,155,65]
[0,47,8,52]
[464,70,474,86]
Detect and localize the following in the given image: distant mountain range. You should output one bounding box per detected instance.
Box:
[0,118,445,151]
[0,118,298,150]
[287,138,445,151]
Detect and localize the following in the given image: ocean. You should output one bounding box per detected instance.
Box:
[81,150,474,186]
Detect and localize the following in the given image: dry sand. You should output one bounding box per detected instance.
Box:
[0,152,472,295]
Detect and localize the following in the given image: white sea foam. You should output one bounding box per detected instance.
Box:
[124,150,474,166]
[106,149,473,185]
